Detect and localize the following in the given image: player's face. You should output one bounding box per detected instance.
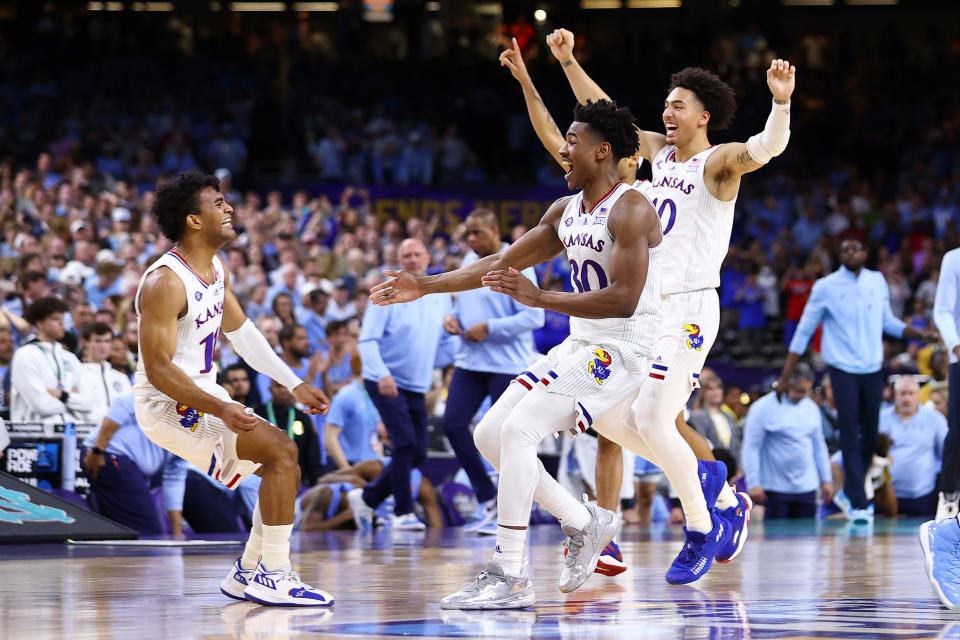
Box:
[663,88,708,146]
[560,122,603,190]
[464,218,500,257]
[193,187,235,245]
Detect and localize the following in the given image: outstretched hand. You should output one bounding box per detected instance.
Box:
[369,270,423,306]
[293,383,330,415]
[481,267,542,307]
[499,37,531,85]
[767,58,796,102]
[545,28,575,63]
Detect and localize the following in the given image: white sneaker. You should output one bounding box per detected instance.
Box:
[850,508,874,524]
[220,557,256,600]
[346,488,375,531]
[243,562,334,607]
[463,499,497,533]
[937,492,960,521]
[389,512,426,531]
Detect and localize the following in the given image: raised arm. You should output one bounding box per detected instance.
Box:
[706,59,795,197]
[481,190,660,319]
[369,198,570,306]
[499,37,565,167]
[546,28,666,162]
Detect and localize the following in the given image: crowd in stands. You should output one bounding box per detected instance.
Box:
[0,5,956,531]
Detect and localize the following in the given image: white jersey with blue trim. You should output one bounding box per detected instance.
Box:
[134,250,226,397]
[556,181,662,364]
[649,144,737,296]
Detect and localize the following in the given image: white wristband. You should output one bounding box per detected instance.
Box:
[223,319,304,392]
[746,98,791,164]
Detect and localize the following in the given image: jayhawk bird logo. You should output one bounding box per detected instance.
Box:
[683,324,704,351]
[588,348,613,385]
[176,404,203,432]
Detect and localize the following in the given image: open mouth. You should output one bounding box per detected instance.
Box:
[665,124,678,136]
[562,159,573,180]
[222,217,233,228]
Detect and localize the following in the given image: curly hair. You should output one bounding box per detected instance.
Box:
[572,99,639,162]
[24,296,69,325]
[669,67,737,130]
[152,172,221,242]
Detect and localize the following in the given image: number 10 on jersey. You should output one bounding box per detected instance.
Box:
[650,197,677,235]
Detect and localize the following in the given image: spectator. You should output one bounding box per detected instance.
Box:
[440,208,543,531]
[742,363,833,520]
[224,364,252,405]
[10,297,92,425]
[0,327,12,420]
[254,379,323,488]
[296,286,332,355]
[85,253,125,309]
[779,238,931,521]
[933,246,960,519]
[880,376,948,517]
[919,350,949,406]
[326,280,357,322]
[350,238,455,531]
[77,321,132,428]
[324,352,383,471]
[321,320,355,398]
[80,394,188,535]
[688,375,741,456]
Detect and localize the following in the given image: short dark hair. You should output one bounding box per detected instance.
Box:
[21,271,47,288]
[224,363,249,378]
[24,296,69,324]
[152,172,221,242]
[278,322,304,346]
[307,288,328,305]
[572,99,639,162]
[669,67,737,130]
[81,321,114,340]
[325,319,348,335]
[466,208,499,231]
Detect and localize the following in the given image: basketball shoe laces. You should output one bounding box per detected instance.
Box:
[564,531,586,568]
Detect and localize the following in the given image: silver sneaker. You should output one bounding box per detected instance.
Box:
[439,563,536,610]
[936,492,959,520]
[558,502,619,593]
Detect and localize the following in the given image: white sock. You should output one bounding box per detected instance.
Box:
[260,523,293,571]
[492,526,526,576]
[240,501,263,570]
[716,483,739,511]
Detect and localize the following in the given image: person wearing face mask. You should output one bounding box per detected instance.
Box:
[741,363,833,521]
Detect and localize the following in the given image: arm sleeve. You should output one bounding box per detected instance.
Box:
[740,400,766,489]
[934,253,960,351]
[881,278,906,338]
[161,456,189,512]
[10,347,69,417]
[358,305,392,381]
[811,411,833,484]
[486,267,546,339]
[788,281,829,355]
[223,319,303,391]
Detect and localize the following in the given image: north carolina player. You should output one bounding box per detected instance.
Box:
[370,100,711,609]
[547,28,795,580]
[134,172,333,606]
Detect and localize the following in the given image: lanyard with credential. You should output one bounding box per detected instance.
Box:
[35,342,63,389]
[265,402,302,440]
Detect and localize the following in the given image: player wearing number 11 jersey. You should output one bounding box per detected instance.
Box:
[134,172,334,606]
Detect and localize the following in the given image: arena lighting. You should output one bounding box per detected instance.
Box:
[229,2,286,10]
[626,0,681,7]
[580,0,622,8]
[132,2,175,9]
[473,3,502,16]
[292,2,338,9]
[846,0,897,4]
[782,0,834,4]
[425,1,440,9]
[534,8,547,21]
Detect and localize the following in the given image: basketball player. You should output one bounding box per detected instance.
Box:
[135,172,334,606]
[371,99,731,608]
[544,28,795,568]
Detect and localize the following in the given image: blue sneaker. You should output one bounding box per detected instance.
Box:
[716,491,752,564]
[698,460,728,511]
[919,517,960,611]
[665,511,731,585]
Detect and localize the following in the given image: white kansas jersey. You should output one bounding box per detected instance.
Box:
[134,250,226,397]
[556,181,662,362]
[650,144,737,296]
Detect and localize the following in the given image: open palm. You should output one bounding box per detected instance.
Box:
[369,270,423,306]
[766,58,796,102]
